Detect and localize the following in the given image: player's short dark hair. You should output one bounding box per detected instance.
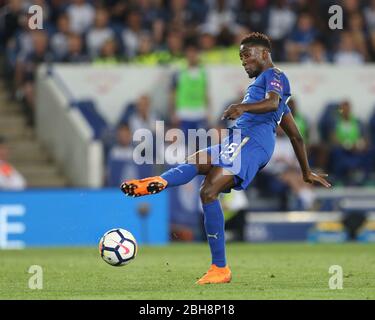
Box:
[240,32,272,52]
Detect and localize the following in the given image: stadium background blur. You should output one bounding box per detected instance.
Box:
[1,0,375,247]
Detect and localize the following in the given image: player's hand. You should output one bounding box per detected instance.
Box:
[303,171,331,188]
[221,104,244,120]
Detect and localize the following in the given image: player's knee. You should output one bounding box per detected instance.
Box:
[186,153,211,175]
[200,184,218,204]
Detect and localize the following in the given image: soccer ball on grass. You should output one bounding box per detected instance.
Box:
[99,228,138,266]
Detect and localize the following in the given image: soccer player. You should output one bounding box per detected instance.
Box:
[121,32,331,285]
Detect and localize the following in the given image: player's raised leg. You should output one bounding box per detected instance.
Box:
[197,166,236,285]
[120,150,212,197]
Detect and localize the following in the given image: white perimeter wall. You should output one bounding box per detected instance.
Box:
[36,66,103,187]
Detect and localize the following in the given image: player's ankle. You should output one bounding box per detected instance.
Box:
[212,263,228,269]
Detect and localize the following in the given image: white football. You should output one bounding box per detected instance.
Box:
[99,228,138,266]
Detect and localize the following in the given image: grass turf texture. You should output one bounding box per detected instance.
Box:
[1,243,374,300]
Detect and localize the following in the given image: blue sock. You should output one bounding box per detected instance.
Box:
[161,163,198,187]
[203,200,226,268]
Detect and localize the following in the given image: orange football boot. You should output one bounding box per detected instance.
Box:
[196,264,232,285]
[120,176,168,197]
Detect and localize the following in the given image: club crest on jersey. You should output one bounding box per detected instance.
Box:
[270,81,282,90]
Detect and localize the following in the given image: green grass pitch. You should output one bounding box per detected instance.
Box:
[1,243,375,300]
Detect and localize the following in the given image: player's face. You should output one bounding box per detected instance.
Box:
[239,45,265,78]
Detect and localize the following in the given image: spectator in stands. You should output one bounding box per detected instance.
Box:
[331,101,363,149]
[118,94,158,164]
[66,0,95,35]
[106,124,152,187]
[236,0,268,33]
[151,18,165,50]
[122,9,145,59]
[257,127,316,210]
[10,11,35,68]
[106,124,135,187]
[137,0,168,31]
[342,0,361,17]
[1,0,27,93]
[291,0,318,16]
[166,0,194,34]
[162,30,184,64]
[302,40,329,63]
[131,32,156,64]
[347,12,369,61]
[0,0,25,49]
[200,0,241,47]
[127,94,157,134]
[169,42,210,143]
[286,13,318,62]
[47,0,68,25]
[198,31,228,64]
[333,32,365,64]
[103,0,128,26]
[86,7,114,58]
[266,0,296,61]
[51,13,72,60]
[201,26,250,64]
[93,38,120,65]
[14,30,52,125]
[199,32,217,53]
[0,136,26,190]
[132,30,184,65]
[329,100,372,185]
[136,32,154,57]
[61,33,90,63]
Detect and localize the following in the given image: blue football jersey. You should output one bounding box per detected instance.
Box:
[233,67,291,157]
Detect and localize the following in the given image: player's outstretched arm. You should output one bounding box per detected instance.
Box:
[280,112,331,188]
[221,92,279,120]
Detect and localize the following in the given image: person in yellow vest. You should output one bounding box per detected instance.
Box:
[333,101,363,150]
[131,31,185,66]
[93,38,121,65]
[169,42,210,150]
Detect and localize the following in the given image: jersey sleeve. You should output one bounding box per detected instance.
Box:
[265,69,283,98]
[283,102,291,115]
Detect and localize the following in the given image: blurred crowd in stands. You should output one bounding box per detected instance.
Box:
[1,0,375,210]
[2,0,375,119]
[2,0,375,65]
